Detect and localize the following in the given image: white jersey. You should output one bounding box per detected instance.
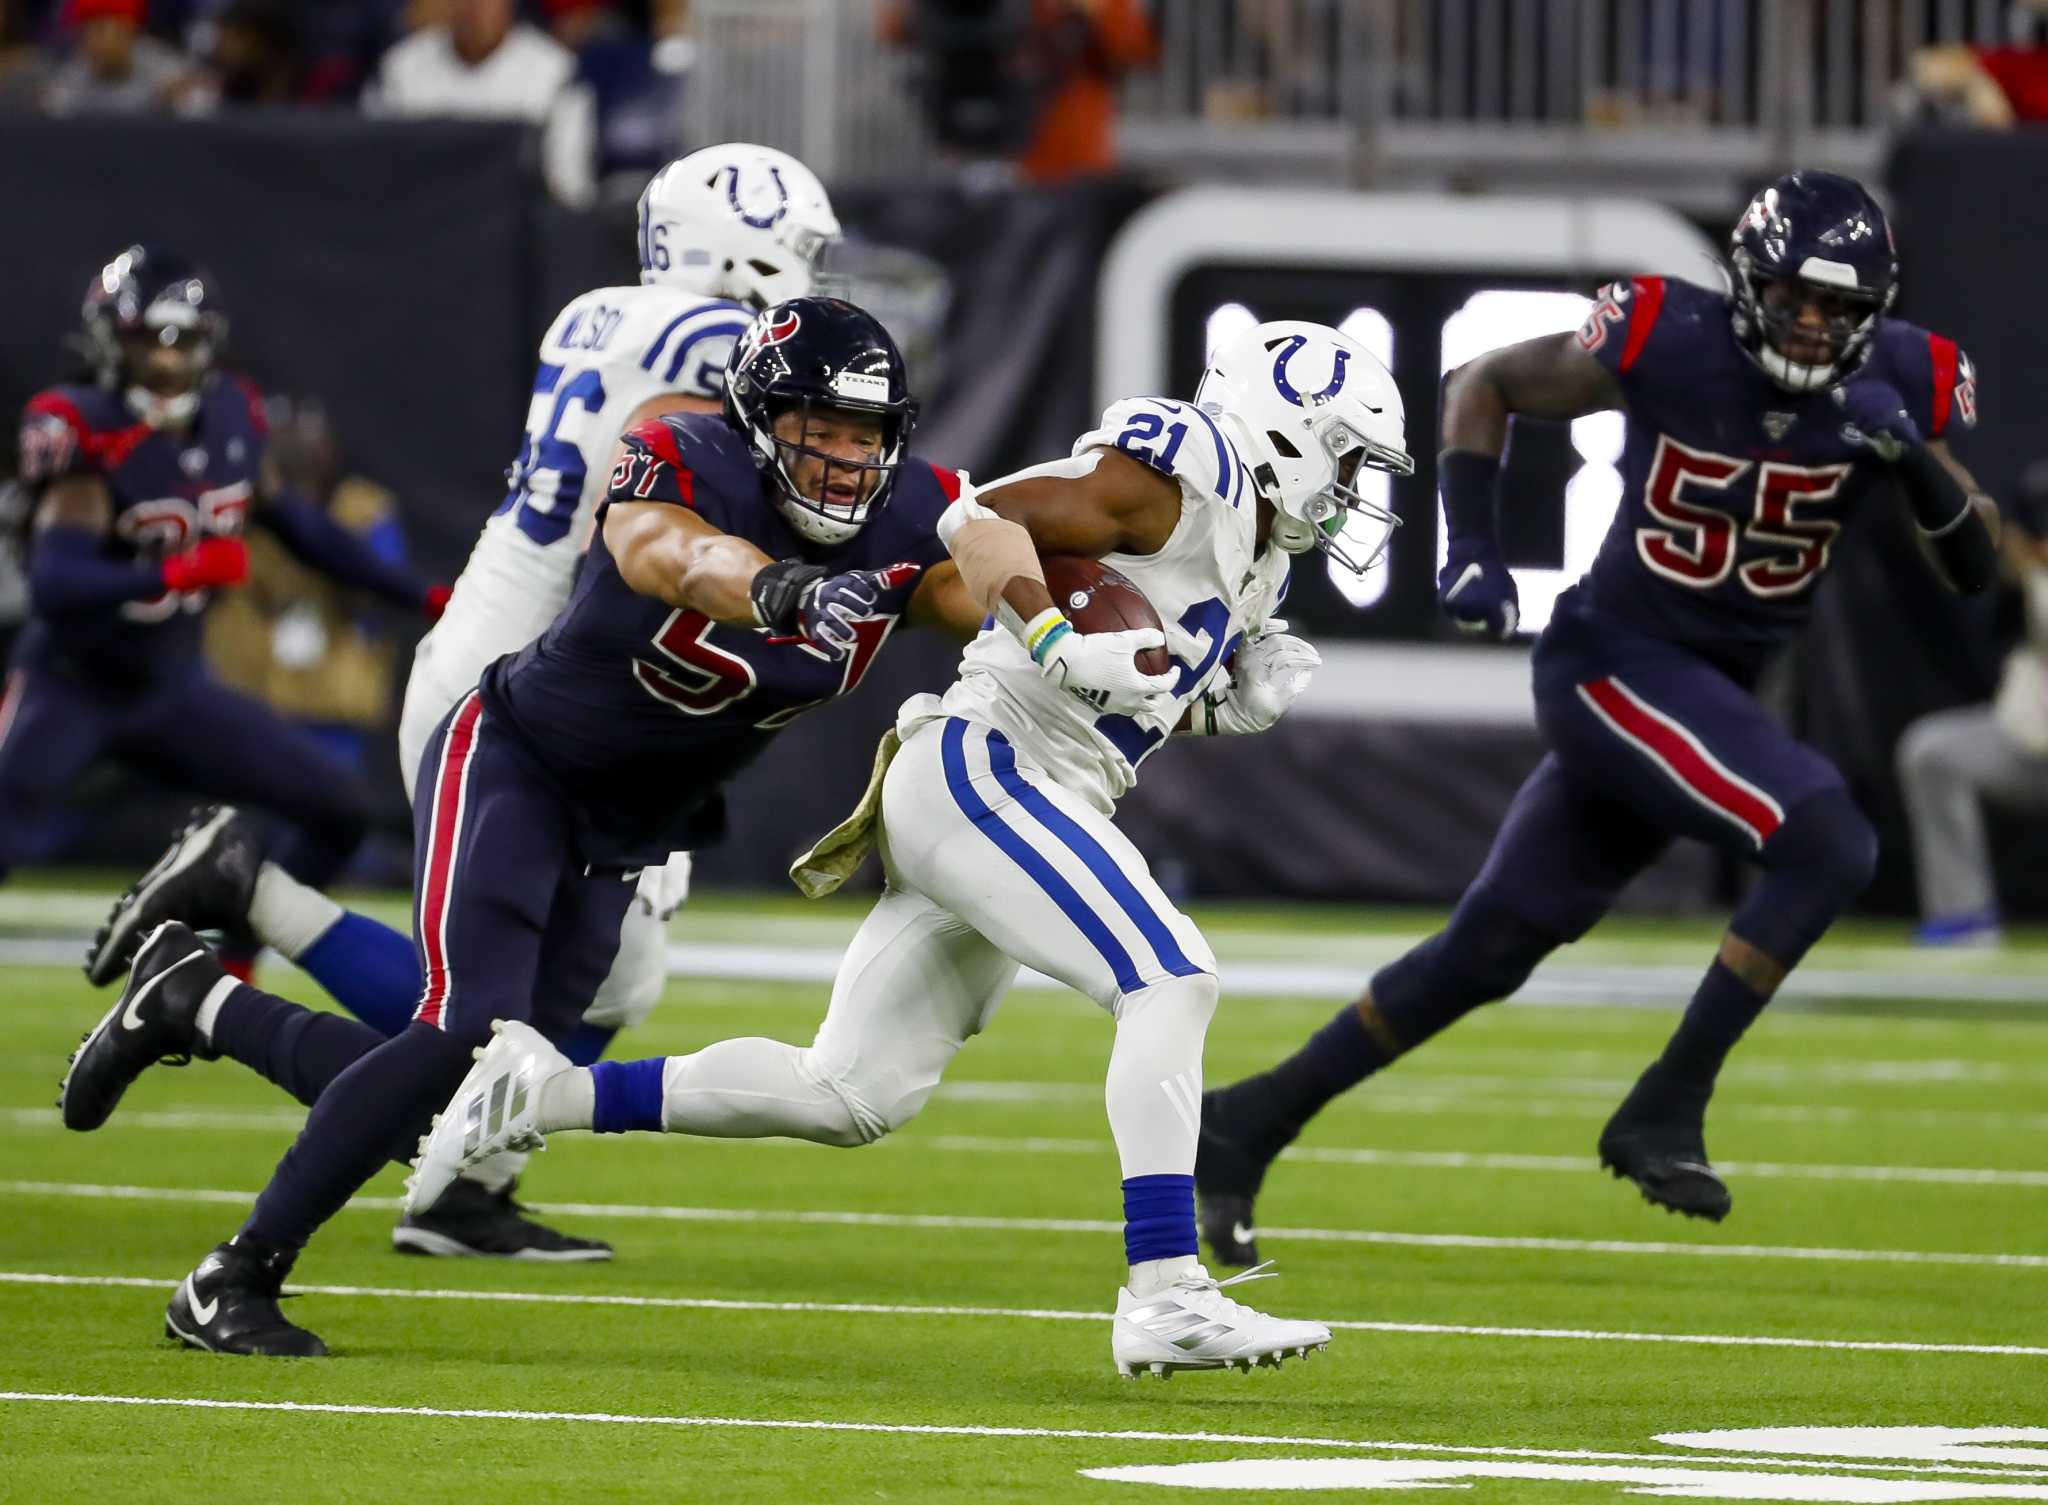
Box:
[932,396,1291,812]
[450,283,753,639]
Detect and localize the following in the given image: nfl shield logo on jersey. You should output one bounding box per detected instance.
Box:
[1762,411,1797,441]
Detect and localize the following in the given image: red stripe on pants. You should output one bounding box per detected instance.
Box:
[414,691,485,1028]
[1579,677,1782,847]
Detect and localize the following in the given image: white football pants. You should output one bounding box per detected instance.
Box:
[657,714,1218,1181]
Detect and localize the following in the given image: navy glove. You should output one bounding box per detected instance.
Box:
[797,562,921,659]
[1437,538,1520,639]
[1835,379,1921,463]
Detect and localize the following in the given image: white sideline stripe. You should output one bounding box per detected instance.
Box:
[7,932,2048,1005]
[4,1271,2043,1361]
[13,1109,2042,1189]
[1,1391,2044,1480]
[6,1180,2047,1270]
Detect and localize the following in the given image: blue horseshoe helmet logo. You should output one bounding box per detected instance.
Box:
[722,164,789,230]
[1271,335,1349,407]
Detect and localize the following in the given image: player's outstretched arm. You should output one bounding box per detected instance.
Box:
[605,499,776,624]
[906,561,985,641]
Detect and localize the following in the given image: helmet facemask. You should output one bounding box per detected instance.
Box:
[107,309,216,429]
[1241,409,1412,573]
[1730,250,1888,395]
[752,395,909,547]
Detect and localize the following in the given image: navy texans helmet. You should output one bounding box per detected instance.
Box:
[724,296,917,546]
[81,244,226,429]
[1729,171,1898,395]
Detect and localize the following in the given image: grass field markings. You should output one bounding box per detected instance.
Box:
[1,1390,2044,1481]
[9,1106,2039,1188]
[11,929,2048,1006]
[5,1270,2045,1361]
[931,1081,2048,1130]
[9,1180,2048,1269]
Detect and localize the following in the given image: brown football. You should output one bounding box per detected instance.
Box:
[1040,555,1172,677]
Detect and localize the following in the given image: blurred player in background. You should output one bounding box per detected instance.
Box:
[64,295,984,1357]
[83,144,842,1261]
[1196,171,2000,1264]
[412,318,1414,1379]
[2,245,442,916]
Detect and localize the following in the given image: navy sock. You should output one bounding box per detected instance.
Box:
[1122,1173,1196,1264]
[210,983,387,1107]
[1657,959,1769,1089]
[589,1057,665,1133]
[296,911,425,1038]
[243,1021,475,1252]
[1207,1003,1395,1161]
[561,1022,618,1068]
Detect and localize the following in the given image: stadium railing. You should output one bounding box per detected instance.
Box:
[686,0,2017,198]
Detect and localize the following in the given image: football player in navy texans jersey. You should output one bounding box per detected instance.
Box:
[2,246,445,905]
[61,296,985,1356]
[1195,171,2001,1262]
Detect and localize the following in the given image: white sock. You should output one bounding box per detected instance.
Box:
[535,1067,596,1133]
[461,1150,530,1195]
[1127,1255,1202,1297]
[246,862,343,960]
[192,975,241,1047]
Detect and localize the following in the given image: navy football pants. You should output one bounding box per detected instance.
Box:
[237,690,633,1252]
[0,662,372,888]
[1393,607,1866,976]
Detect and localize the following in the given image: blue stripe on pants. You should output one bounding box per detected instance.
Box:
[940,718,1143,995]
[984,729,1204,983]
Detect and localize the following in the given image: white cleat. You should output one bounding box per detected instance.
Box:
[1111,1261,1330,1378]
[403,1019,567,1216]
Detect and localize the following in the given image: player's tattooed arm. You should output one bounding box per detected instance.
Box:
[1915,440,2001,595]
[604,500,778,623]
[1440,333,1623,456]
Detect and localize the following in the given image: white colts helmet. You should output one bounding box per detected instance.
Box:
[1196,320,1414,574]
[636,144,842,310]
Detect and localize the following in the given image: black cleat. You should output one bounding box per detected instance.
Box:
[1195,1091,1277,1267]
[61,922,223,1131]
[1598,1066,1732,1222]
[391,1177,613,1262]
[85,805,262,987]
[166,1240,327,1357]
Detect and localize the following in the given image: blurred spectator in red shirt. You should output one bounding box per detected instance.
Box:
[887,0,1156,183]
[1909,0,2048,125]
[41,0,192,113]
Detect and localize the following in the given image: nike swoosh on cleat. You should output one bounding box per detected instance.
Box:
[185,1275,219,1326]
[120,950,206,1031]
[1670,1161,1724,1180]
[1232,1222,1257,1245]
[1448,562,1484,600]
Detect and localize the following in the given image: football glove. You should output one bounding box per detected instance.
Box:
[752,560,920,660]
[1835,379,1922,464]
[1437,538,1519,639]
[1027,609,1177,716]
[161,536,248,593]
[1189,631,1319,735]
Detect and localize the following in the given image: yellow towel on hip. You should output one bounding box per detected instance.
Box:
[788,728,901,898]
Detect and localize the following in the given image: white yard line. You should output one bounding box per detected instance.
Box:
[7,932,2048,1005]
[3,1270,2042,1360]
[5,1179,2045,1270]
[10,1108,2041,1188]
[0,1390,2043,1480]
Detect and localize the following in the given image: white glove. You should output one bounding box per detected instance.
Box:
[1189,632,1320,735]
[1029,612,1178,717]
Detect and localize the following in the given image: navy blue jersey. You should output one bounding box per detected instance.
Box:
[485,411,958,868]
[15,375,265,680]
[1568,275,1977,671]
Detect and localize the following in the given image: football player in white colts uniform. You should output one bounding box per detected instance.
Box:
[409,321,1415,1374]
[81,144,841,1260]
